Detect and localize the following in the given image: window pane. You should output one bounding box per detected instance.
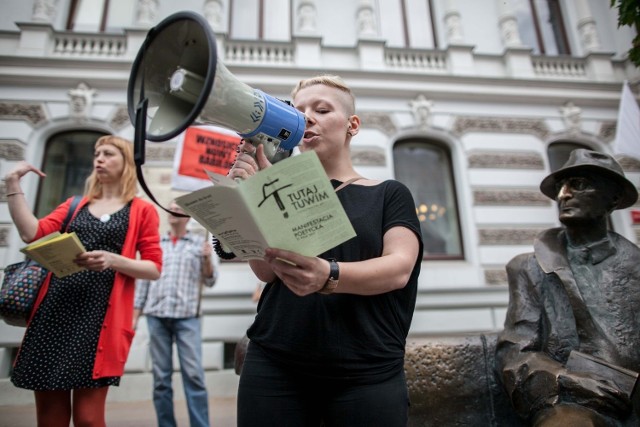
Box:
[231,0,260,39]
[106,0,136,31]
[36,130,105,218]
[534,0,569,55]
[512,0,541,54]
[533,0,558,55]
[547,141,589,172]
[393,140,462,258]
[72,0,106,31]
[512,0,568,56]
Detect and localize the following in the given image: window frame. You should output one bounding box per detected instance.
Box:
[66,0,112,32]
[393,138,464,261]
[35,130,107,218]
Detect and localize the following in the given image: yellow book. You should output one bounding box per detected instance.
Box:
[20,231,87,278]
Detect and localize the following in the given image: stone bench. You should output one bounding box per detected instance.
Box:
[404,334,522,426]
[234,333,523,426]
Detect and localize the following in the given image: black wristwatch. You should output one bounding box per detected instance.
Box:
[318,258,339,295]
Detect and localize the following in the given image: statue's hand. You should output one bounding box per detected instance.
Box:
[558,372,632,419]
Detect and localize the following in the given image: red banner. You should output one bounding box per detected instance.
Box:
[178,127,240,179]
[631,210,640,225]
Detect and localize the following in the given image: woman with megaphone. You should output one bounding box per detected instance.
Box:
[229,75,423,427]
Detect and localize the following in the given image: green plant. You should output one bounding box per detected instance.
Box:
[611,0,640,67]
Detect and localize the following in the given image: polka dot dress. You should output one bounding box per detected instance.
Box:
[11,202,130,391]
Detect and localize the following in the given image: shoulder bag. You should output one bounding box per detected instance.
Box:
[0,196,82,327]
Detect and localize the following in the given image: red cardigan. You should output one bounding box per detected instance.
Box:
[27,196,162,379]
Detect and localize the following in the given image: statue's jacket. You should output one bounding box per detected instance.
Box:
[496,227,640,425]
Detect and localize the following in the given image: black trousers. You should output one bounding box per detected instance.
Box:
[237,342,409,427]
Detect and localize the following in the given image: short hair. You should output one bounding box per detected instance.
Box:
[85,135,138,202]
[290,74,356,115]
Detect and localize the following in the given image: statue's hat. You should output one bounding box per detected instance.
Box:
[540,149,638,209]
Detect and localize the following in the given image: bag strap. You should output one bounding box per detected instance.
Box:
[335,177,364,192]
[62,196,82,232]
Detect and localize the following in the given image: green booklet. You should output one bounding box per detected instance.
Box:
[21,231,87,278]
[176,151,357,261]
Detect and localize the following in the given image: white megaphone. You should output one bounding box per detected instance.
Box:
[127,11,305,162]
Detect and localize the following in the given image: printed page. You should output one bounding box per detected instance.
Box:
[21,232,86,278]
[237,151,356,257]
[175,184,270,260]
[177,151,357,260]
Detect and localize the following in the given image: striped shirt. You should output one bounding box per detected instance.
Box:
[134,231,218,318]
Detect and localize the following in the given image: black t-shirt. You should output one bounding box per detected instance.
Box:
[247,179,423,383]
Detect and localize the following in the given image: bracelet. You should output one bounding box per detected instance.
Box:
[5,191,24,197]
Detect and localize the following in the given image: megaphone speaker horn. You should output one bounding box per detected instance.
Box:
[127,11,305,156]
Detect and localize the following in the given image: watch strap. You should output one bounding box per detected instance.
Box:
[318,258,339,295]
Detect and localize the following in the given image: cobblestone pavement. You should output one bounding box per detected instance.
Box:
[0,396,237,427]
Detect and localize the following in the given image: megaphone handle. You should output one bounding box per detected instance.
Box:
[240,137,292,165]
[133,96,189,218]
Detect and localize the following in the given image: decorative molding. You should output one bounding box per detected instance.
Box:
[68,82,96,120]
[0,226,9,247]
[144,143,176,162]
[32,0,59,23]
[358,112,397,136]
[453,116,549,140]
[474,189,550,206]
[204,0,224,30]
[351,146,386,167]
[498,16,522,48]
[559,101,582,136]
[109,105,131,131]
[616,156,640,173]
[136,0,159,27]
[409,94,433,129]
[599,121,616,141]
[0,139,26,161]
[296,0,318,34]
[141,143,387,167]
[356,0,379,38]
[478,228,542,245]
[484,269,507,285]
[578,19,601,52]
[444,11,464,44]
[467,151,544,169]
[0,102,46,126]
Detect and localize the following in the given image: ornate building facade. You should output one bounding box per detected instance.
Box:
[0,0,638,401]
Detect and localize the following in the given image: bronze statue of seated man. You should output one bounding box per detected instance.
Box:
[496,149,640,427]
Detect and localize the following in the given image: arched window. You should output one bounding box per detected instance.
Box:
[547,141,590,172]
[393,139,463,259]
[35,130,107,217]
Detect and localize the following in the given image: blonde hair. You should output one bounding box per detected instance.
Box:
[85,135,138,202]
[291,74,356,115]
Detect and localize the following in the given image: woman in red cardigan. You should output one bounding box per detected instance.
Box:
[4,135,162,427]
